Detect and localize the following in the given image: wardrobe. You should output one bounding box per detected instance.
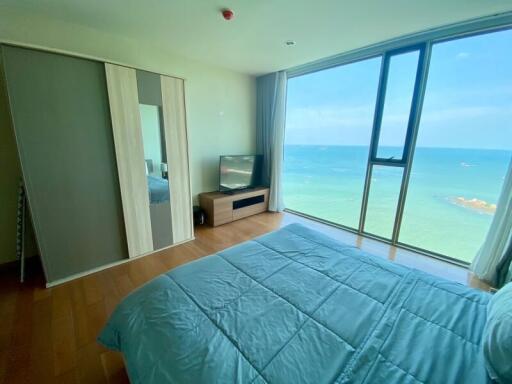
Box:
[1,45,194,285]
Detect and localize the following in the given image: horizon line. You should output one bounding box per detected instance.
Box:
[284,144,511,151]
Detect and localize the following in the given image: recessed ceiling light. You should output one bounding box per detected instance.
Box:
[285,40,296,46]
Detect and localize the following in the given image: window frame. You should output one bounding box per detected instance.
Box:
[370,45,425,165]
[286,13,512,79]
[283,13,512,267]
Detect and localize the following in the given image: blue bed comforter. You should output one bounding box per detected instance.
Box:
[147,175,170,204]
[98,223,491,383]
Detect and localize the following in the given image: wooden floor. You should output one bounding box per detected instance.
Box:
[0,211,487,384]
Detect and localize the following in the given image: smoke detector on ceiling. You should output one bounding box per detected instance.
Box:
[222,9,234,20]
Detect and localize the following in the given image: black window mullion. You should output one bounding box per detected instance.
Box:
[360,44,426,236]
[369,53,390,163]
[391,43,432,244]
[401,44,427,163]
[358,54,389,233]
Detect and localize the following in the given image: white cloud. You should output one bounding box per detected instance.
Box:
[421,105,512,123]
[285,102,512,146]
[286,104,373,130]
[456,52,470,60]
[285,104,374,145]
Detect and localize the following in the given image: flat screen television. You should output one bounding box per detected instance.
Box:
[219,155,262,192]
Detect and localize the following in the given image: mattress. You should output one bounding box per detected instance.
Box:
[98,223,491,383]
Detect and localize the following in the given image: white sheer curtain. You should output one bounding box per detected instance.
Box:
[471,159,512,284]
[256,71,287,212]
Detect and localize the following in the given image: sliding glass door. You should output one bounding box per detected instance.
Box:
[284,25,512,265]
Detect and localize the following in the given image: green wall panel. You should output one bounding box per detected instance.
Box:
[2,46,127,282]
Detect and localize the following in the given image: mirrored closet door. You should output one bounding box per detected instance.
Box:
[106,64,193,258]
[137,68,174,250]
[140,103,172,249]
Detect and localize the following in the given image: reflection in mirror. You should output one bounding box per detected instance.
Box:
[139,104,173,249]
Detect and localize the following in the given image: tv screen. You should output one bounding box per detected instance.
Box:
[219,155,261,192]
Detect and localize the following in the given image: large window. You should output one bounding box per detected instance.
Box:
[284,26,512,264]
[399,29,512,262]
[284,57,381,229]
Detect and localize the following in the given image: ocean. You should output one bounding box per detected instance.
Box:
[283,145,511,263]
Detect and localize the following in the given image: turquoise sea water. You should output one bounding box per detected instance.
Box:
[283,145,511,262]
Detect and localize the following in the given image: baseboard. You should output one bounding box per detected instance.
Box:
[45,236,195,288]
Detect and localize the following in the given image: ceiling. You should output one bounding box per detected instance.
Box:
[1,1,512,75]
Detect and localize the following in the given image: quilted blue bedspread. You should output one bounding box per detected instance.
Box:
[98,223,492,383]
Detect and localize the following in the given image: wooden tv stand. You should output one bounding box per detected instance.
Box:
[199,187,269,227]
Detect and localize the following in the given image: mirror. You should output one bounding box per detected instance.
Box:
[139,103,173,249]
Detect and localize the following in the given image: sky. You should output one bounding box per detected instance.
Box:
[285,28,512,150]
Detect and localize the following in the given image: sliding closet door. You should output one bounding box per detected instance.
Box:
[161,76,194,243]
[105,64,153,257]
[2,46,127,283]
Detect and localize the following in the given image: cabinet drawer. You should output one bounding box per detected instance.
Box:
[232,202,266,220]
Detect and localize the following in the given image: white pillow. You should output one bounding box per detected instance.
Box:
[484,282,512,383]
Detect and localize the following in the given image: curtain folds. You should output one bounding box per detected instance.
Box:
[470,159,512,286]
[496,239,512,287]
[256,71,287,212]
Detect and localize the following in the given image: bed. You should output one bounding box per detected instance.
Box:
[147,175,170,204]
[99,223,493,383]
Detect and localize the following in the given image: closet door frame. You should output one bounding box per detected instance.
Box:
[161,75,194,243]
[105,63,154,257]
